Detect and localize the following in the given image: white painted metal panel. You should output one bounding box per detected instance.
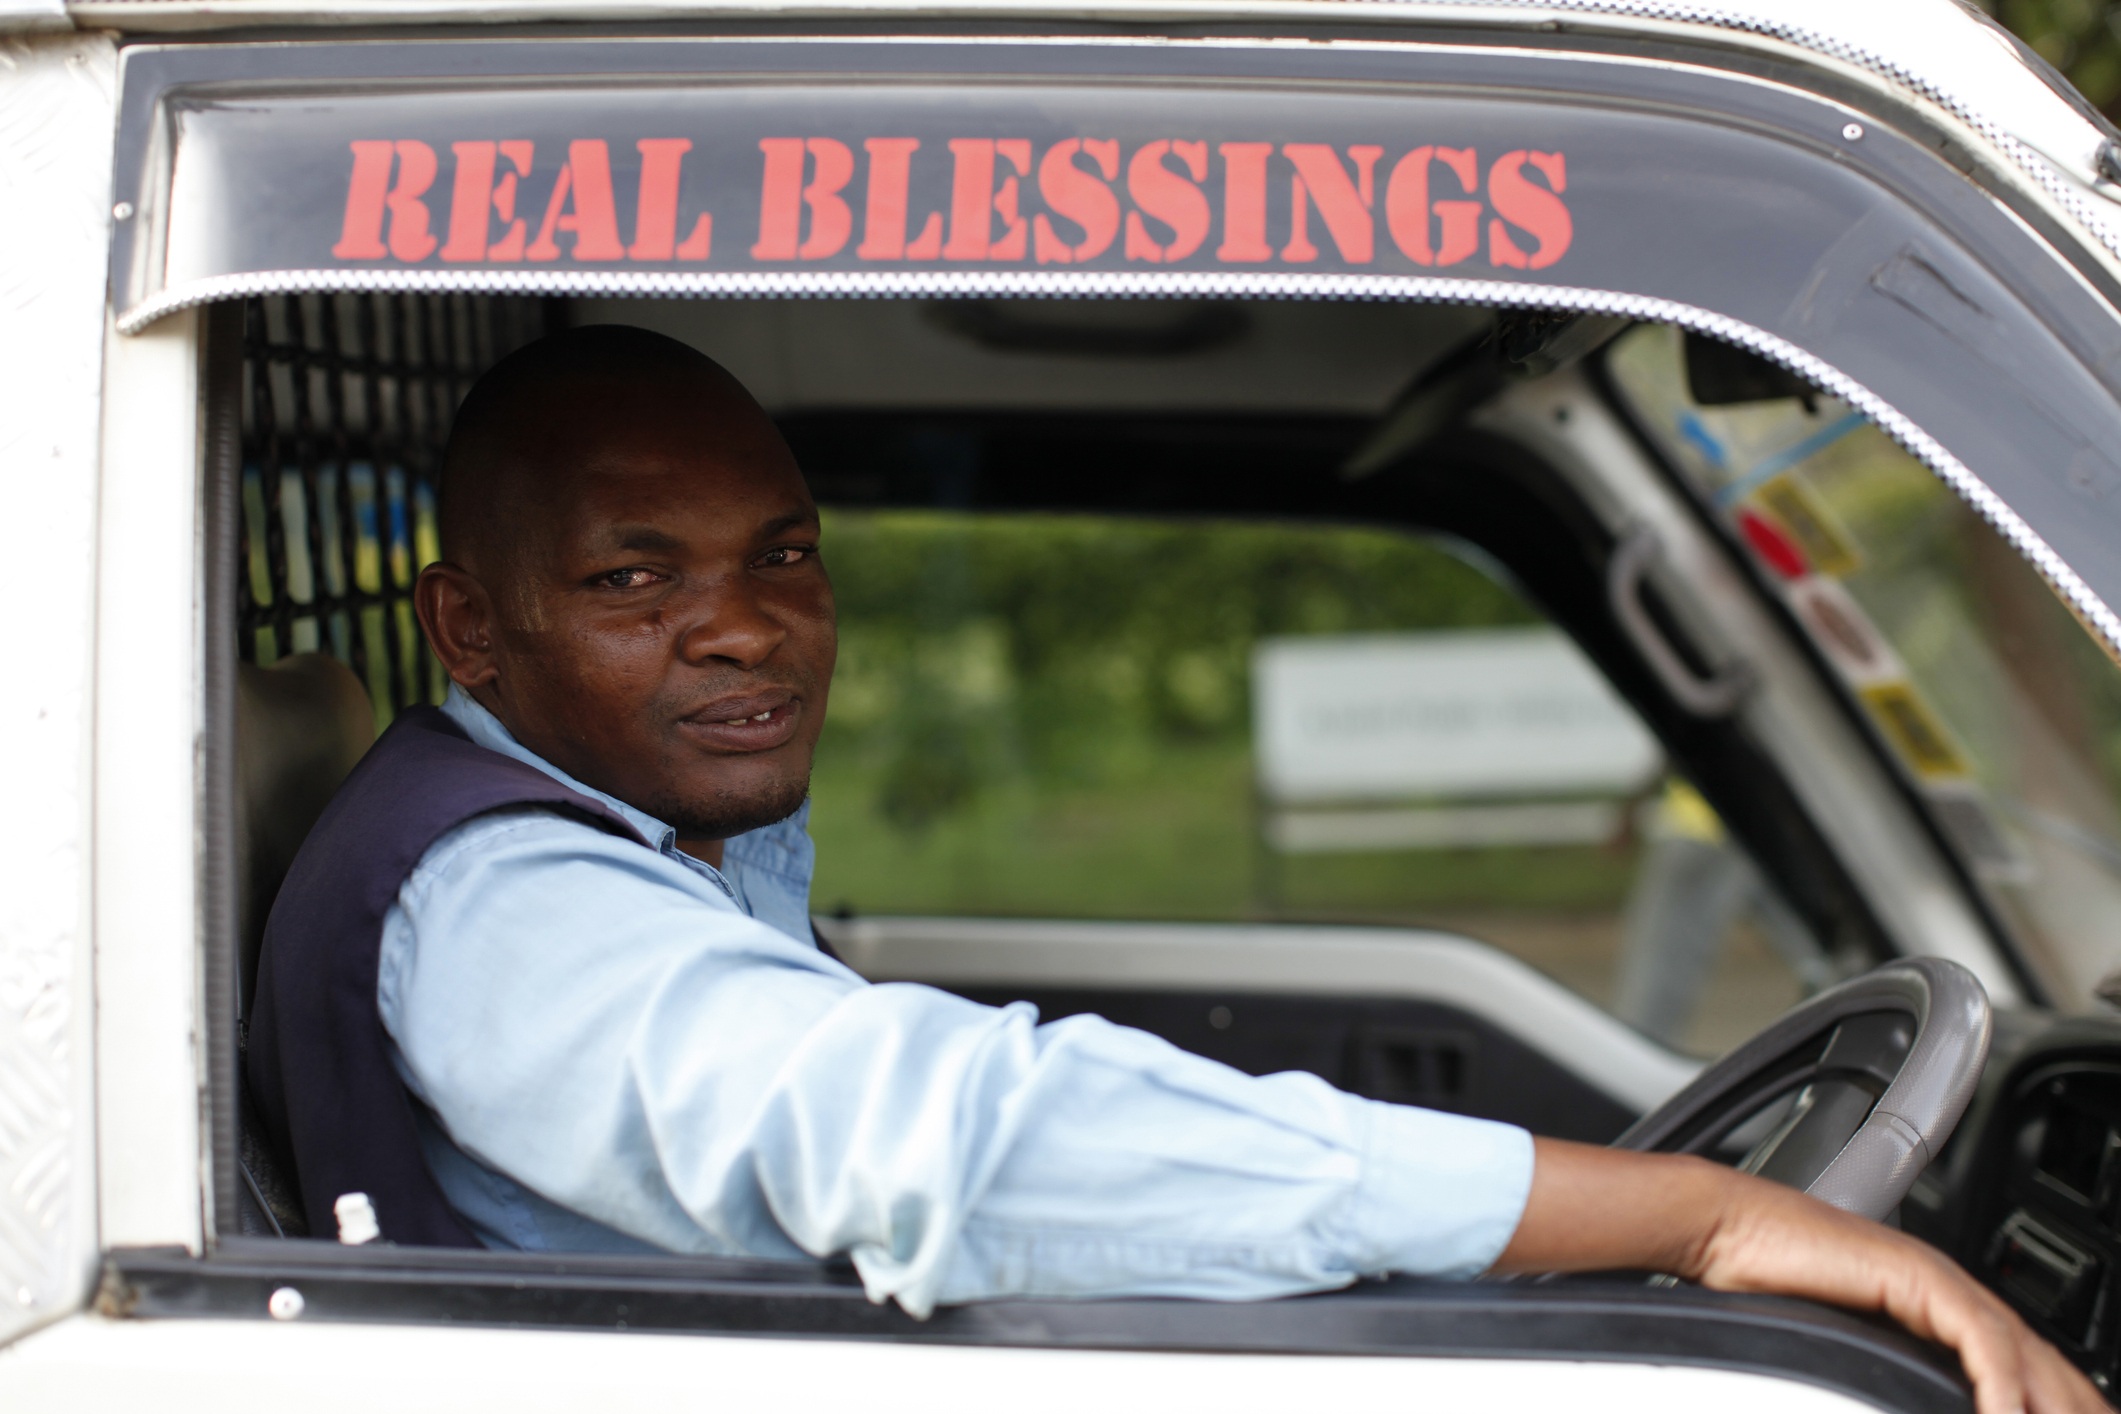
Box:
[91,309,204,1256]
[1,1314,1889,1414]
[0,0,64,30]
[0,31,116,1346]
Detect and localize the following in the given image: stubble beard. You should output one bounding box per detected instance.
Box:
[649,770,813,843]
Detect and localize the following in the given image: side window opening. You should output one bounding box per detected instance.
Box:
[217,293,1897,1248]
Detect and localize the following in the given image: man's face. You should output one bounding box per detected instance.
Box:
[426,374,836,842]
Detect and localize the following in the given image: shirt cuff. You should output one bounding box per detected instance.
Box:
[1330,1099,1536,1280]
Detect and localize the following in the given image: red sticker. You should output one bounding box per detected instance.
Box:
[1738,507,1808,580]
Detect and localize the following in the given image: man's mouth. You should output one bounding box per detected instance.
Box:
[678,692,802,753]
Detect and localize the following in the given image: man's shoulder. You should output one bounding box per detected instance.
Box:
[407,802,667,891]
[269,707,651,930]
[333,707,648,849]
[396,799,751,937]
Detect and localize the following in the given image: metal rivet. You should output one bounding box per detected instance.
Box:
[267,1286,305,1321]
[111,201,133,222]
[1208,1005,1234,1030]
[1842,123,1864,142]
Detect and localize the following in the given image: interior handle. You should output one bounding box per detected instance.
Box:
[1607,523,1752,719]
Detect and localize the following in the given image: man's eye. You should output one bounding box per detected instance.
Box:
[598,568,661,589]
[758,546,814,568]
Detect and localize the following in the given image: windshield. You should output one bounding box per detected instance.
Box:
[801,505,1818,1057]
[1610,325,2121,1008]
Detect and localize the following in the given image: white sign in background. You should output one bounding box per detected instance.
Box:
[1252,628,1664,804]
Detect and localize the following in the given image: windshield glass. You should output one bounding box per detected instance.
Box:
[1609,325,2121,1008]
[806,506,1815,1056]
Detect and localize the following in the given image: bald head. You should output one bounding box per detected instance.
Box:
[416,324,834,852]
[438,325,791,583]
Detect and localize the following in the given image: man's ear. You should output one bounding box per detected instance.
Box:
[415,562,501,690]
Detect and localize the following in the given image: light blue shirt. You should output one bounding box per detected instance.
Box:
[377,685,1535,1316]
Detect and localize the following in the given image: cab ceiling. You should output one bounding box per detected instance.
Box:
[569,297,1492,417]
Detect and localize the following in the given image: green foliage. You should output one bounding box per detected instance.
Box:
[815,510,1537,815]
[1994,0,2121,116]
[804,511,1642,923]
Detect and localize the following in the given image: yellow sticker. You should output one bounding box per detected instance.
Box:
[1756,474,1862,579]
[1859,681,1972,781]
[1655,778,1725,845]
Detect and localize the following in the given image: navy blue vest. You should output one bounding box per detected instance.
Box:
[247,706,647,1245]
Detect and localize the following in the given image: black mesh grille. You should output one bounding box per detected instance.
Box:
[237,293,549,723]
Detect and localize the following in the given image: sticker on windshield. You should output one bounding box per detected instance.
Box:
[1752,476,1862,580]
[1859,680,1974,782]
[1925,781,2032,883]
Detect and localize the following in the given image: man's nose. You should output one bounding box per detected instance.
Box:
[675,580,787,670]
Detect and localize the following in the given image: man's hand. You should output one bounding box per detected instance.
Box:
[1492,1138,2108,1414]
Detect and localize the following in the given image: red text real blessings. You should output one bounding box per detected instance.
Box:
[333,135,1573,270]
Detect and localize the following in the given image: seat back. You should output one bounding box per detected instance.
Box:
[233,652,376,1236]
[235,653,376,1020]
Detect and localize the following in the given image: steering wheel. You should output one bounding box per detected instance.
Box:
[1613,957,1992,1220]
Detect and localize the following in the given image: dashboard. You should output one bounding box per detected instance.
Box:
[1904,1014,2121,1394]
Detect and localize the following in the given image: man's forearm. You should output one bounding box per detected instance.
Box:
[1492,1138,2107,1414]
[1491,1137,1731,1277]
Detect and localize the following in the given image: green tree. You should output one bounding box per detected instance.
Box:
[1990,0,2121,118]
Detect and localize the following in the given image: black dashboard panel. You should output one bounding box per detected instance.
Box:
[1904,1014,2121,1394]
[943,985,1640,1144]
[1982,1066,2121,1355]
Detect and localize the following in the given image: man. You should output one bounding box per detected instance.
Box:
[249,326,2098,1414]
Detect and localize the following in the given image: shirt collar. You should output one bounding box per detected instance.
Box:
[439,684,680,852]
